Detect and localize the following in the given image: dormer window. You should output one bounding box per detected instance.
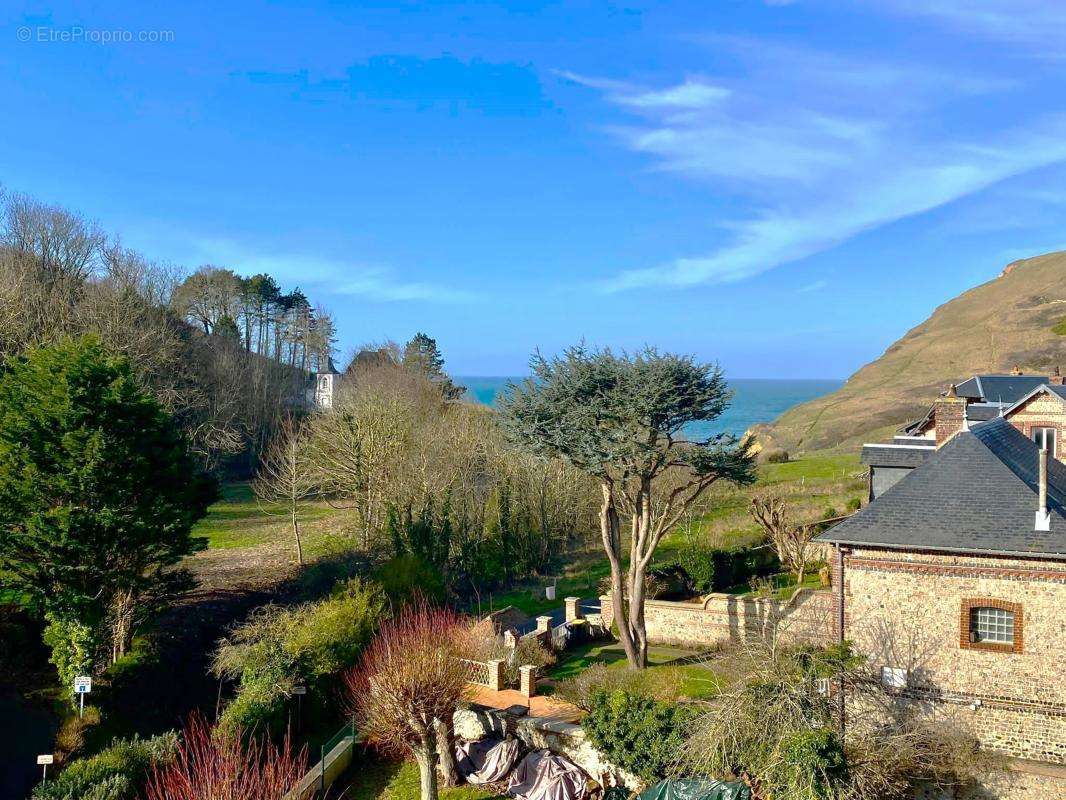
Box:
[1032,426,1057,457]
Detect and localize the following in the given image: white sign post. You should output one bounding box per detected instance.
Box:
[74,676,92,717]
[37,754,53,782]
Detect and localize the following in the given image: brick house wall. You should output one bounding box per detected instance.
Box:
[832,545,1066,763]
[1005,392,1066,462]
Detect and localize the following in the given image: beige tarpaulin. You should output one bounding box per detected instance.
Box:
[456,737,522,785]
[507,749,588,800]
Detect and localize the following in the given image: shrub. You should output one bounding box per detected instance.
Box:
[54,705,103,758]
[647,563,695,599]
[43,613,97,704]
[817,565,831,588]
[710,546,778,592]
[214,578,385,733]
[33,732,178,800]
[582,689,697,781]
[373,554,446,605]
[673,541,716,594]
[144,715,306,800]
[761,448,790,463]
[473,632,556,687]
[507,636,556,685]
[779,727,848,798]
[846,496,862,512]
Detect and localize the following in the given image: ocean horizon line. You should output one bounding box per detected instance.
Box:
[457,376,843,439]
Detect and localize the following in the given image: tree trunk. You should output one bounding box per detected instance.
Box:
[110,589,135,665]
[433,717,459,787]
[627,559,649,669]
[414,736,439,800]
[291,504,304,565]
[600,481,642,669]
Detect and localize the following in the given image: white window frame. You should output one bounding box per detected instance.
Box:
[970,606,1015,645]
[1032,426,1057,457]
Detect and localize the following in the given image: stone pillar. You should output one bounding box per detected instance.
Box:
[519,664,537,698]
[535,616,552,635]
[487,659,506,692]
[564,597,582,622]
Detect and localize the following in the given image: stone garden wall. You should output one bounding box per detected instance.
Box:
[598,588,834,649]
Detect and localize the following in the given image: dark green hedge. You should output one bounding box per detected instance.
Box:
[582,689,698,781]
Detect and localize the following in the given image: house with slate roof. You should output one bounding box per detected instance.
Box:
[864,370,1066,500]
[818,414,1066,771]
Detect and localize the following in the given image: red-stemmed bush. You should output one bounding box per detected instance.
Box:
[143,713,307,800]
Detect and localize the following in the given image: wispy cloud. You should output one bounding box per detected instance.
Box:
[874,1,1066,54]
[187,237,480,304]
[605,126,1066,290]
[617,80,730,109]
[564,40,1066,292]
[559,71,729,110]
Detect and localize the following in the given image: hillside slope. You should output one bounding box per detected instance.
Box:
[759,251,1066,453]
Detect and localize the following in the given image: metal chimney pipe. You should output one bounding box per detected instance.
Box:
[1040,448,1048,515]
[1036,447,1050,531]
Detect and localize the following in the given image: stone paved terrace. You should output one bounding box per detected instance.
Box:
[466,685,583,723]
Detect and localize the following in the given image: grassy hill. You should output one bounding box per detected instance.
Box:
[758,251,1066,454]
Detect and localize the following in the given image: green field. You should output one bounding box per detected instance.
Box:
[191,482,334,550]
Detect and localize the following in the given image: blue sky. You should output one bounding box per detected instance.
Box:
[4,1,1066,377]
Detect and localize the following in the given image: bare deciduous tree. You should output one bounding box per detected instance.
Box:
[253,415,316,564]
[750,491,816,586]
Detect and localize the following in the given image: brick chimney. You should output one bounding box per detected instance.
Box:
[935,384,967,447]
[1051,366,1064,386]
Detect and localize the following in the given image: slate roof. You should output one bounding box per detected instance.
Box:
[954,375,1049,404]
[819,417,1066,558]
[999,383,1066,418]
[861,443,935,468]
[966,402,1007,422]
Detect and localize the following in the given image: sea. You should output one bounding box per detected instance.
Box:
[457,377,843,439]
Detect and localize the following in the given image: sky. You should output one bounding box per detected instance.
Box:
[3,1,1066,377]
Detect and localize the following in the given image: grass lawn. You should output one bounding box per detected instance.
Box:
[758,451,861,483]
[342,755,504,800]
[190,482,337,551]
[657,451,865,563]
[480,554,610,618]
[545,641,727,700]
